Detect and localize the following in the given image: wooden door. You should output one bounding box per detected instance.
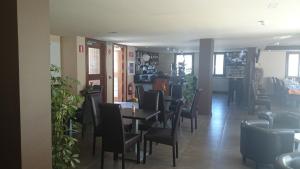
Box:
[86,38,106,102]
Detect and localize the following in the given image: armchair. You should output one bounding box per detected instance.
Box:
[258,111,300,131]
[240,120,294,168]
[275,152,300,169]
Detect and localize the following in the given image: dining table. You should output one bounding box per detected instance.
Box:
[114,101,161,161]
[114,101,161,132]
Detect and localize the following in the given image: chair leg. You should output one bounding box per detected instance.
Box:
[81,124,85,138]
[101,149,104,169]
[140,130,143,142]
[191,118,194,133]
[195,117,198,129]
[137,141,140,164]
[149,141,152,155]
[113,152,118,161]
[242,156,246,164]
[176,141,178,158]
[172,145,176,167]
[92,135,96,156]
[122,152,125,169]
[143,140,147,164]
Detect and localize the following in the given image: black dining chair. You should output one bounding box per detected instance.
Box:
[149,90,174,128]
[250,82,271,112]
[169,84,183,111]
[89,91,103,156]
[135,85,144,108]
[143,100,183,167]
[181,89,201,133]
[100,103,140,169]
[138,91,159,137]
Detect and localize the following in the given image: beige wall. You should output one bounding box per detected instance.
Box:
[76,36,86,93]
[17,0,52,168]
[127,46,136,100]
[61,36,77,80]
[257,51,286,79]
[50,35,61,68]
[61,36,86,93]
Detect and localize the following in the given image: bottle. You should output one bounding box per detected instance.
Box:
[132,104,136,115]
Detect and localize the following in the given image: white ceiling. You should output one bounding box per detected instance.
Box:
[50,0,300,52]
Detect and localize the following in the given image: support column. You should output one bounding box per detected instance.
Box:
[1,1,21,168]
[1,0,52,168]
[198,39,214,115]
[246,47,257,112]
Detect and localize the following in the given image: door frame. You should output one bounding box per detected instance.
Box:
[85,38,107,102]
[112,44,127,102]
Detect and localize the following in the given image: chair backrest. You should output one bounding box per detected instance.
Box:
[89,91,102,128]
[100,103,124,152]
[251,81,258,98]
[149,90,166,123]
[171,84,182,100]
[172,100,183,136]
[141,91,159,111]
[149,90,164,112]
[190,89,201,117]
[136,85,144,108]
[92,85,101,91]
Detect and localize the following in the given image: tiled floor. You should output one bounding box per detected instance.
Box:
[77,94,281,169]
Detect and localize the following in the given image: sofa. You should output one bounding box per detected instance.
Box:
[275,152,300,169]
[240,120,294,168]
[258,111,300,131]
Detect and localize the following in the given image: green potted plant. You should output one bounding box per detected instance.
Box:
[51,65,83,169]
[183,74,197,106]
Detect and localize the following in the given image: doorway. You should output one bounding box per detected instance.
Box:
[85,38,106,102]
[113,45,126,102]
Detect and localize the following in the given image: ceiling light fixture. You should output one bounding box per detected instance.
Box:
[267,0,279,9]
[258,20,265,26]
[273,35,292,40]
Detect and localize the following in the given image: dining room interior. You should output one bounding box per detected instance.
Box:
[3,0,300,169]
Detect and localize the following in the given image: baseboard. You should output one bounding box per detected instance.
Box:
[213,91,228,94]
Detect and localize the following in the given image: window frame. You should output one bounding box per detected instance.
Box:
[174,53,194,75]
[213,52,225,77]
[286,52,300,78]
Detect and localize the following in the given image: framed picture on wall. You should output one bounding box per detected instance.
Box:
[128,61,135,75]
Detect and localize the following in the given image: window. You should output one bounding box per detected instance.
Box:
[287,52,300,77]
[213,53,225,76]
[175,54,193,75]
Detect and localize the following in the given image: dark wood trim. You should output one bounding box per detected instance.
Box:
[112,44,114,102]
[125,46,128,100]
[112,43,127,102]
[1,1,21,168]
[85,38,107,102]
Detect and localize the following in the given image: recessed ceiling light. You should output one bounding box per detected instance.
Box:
[258,20,265,26]
[273,35,292,40]
[267,0,279,9]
